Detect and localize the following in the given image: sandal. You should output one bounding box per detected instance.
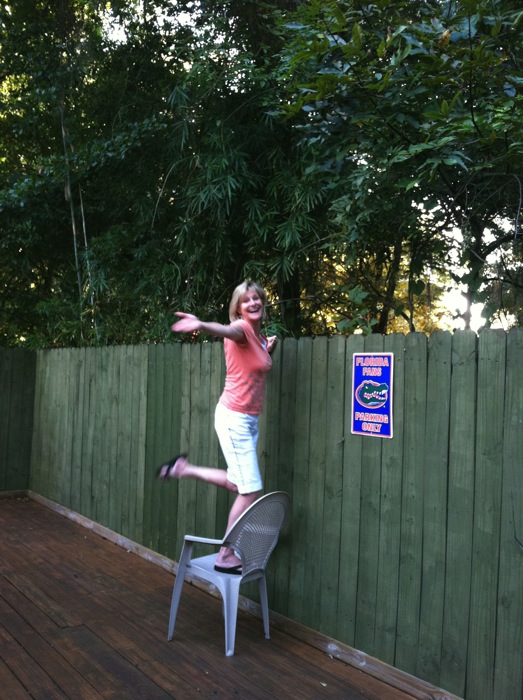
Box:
[214,564,243,575]
[156,454,187,481]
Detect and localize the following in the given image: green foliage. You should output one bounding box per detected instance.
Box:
[1,0,340,346]
[0,3,217,345]
[277,0,523,331]
[1,0,521,347]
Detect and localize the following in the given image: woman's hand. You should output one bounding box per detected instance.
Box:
[266,335,278,354]
[171,312,201,334]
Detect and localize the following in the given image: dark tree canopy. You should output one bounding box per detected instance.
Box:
[1,0,522,347]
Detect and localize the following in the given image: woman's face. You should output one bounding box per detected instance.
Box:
[238,289,264,323]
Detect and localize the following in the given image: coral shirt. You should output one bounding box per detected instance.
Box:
[219,320,272,415]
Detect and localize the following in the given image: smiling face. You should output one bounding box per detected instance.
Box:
[229,281,267,323]
[239,289,264,324]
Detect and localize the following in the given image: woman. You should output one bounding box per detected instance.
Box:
[157,281,277,574]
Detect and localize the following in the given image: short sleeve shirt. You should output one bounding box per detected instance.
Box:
[219,320,272,415]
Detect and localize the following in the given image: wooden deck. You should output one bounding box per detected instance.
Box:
[0,497,457,700]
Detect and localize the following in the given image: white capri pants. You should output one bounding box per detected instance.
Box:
[214,401,263,495]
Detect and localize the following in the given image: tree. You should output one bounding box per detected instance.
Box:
[3,0,521,346]
[277,0,523,330]
[0,0,337,346]
[0,0,110,345]
[0,1,213,346]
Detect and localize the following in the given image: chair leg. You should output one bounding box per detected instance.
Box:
[167,541,193,641]
[258,576,270,639]
[222,578,240,657]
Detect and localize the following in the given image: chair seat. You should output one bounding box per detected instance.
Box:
[189,553,264,584]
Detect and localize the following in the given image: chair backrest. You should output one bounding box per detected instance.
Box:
[223,491,290,578]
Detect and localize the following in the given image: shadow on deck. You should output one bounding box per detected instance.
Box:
[0,497,459,700]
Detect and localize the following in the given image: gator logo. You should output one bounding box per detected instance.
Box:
[355,381,389,408]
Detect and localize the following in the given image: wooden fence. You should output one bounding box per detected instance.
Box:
[1,331,522,700]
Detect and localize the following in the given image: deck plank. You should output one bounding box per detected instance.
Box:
[0,497,451,699]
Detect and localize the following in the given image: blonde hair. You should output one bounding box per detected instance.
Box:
[229,281,267,322]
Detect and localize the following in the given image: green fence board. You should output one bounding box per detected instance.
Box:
[198,343,220,538]
[374,332,406,665]
[37,350,60,499]
[164,343,183,559]
[94,348,107,520]
[440,330,477,697]
[154,343,183,559]
[193,343,215,541]
[125,346,143,542]
[395,332,427,675]
[261,333,281,497]
[66,349,80,507]
[160,343,177,554]
[417,331,453,684]
[319,335,346,634]
[114,347,129,537]
[80,346,96,519]
[88,349,103,522]
[306,336,329,631]
[107,347,121,533]
[493,328,523,700]
[145,344,171,553]
[176,343,199,555]
[35,350,51,498]
[86,348,101,518]
[121,345,147,543]
[211,343,230,546]
[59,350,72,507]
[467,331,506,700]
[505,329,523,549]
[102,347,118,526]
[70,349,85,515]
[287,337,313,624]
[272,337,297,614]
[28,352,41,494]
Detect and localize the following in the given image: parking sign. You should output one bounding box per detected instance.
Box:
[352,353,393,438]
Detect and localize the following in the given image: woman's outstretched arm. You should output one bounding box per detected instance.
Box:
[171,312,245,342]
